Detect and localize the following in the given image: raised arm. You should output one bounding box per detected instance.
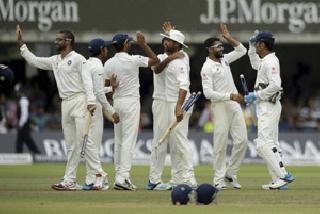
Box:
[248,31,261,70]
[248,44,260,71]
[16,24,53,71]
[162,21,175,34]
[220,23,239,47]
[220,23,247,63]
[136,31,158,67]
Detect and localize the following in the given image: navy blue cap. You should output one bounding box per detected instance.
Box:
[0,64,14,87]
[88,38,112,54]
[171,184,193,205]
[195,184,218,205]
[251,31,275,44]
[112,34,133,45]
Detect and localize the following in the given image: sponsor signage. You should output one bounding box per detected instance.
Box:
[1,131,319,166]
[1,0,320,43]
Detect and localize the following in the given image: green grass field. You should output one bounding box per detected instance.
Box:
[0,164,319,214]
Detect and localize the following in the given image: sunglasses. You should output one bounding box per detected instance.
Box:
[55,38,72,42]
[208,43,224,49]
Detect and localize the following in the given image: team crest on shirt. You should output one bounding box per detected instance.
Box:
[202,73,209,80]
[271,67,277,74]
[67,60,72,66]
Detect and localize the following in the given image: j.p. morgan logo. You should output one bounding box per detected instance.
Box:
[200,0,320,33]
[0,0,79,31]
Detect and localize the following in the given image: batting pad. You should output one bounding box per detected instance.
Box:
[257,143,286,179]
[272,146,287,175]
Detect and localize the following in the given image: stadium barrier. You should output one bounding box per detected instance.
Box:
[0,131,319,166]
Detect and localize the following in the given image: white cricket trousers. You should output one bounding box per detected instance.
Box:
[255,101,281,148]
[85,102,107,185]
[212,101,248,185]
[255,101,286,179]
[61,93,88,183]
[113,97,140,183]
[149,100,196,185]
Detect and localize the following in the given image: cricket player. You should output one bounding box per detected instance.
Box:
[82,38,120,190]
[246,31,295,190]
[104,32,158,190]
[147,22,197,190]
[200,24,248,190]
[16,25,94,190]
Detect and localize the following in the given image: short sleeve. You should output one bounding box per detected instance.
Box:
[132,55,149,68]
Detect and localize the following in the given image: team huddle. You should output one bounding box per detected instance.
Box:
[15,21,294,192]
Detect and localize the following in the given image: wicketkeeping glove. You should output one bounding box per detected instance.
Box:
[249,30,260,46]
[245,92,257,104]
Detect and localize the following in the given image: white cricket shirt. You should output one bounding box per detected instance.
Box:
[201,44,247,102]
[248,46,282,101]
[152,51,190,102]
[104,52,149,99]
[20,44,87,99]
[83,57,115,114]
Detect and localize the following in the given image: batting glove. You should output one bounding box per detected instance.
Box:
[245,92,257,104]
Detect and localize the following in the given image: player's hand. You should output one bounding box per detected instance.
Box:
[230,93,244,104]
[112,112,120,124]
[136,31,146,46]
[175,105,183,122]
[169,51,185,60]
[249,30,259,46]
[87,104,96,116]
[16,24,24,47]
[162,21,175,34]
[220,23,231,39]
[110,74,119,90]
[244,92,257,104]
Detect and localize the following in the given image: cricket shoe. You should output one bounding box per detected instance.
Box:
[261,181,273,190]
[214,181,228,190]
[146,180,172,191]
[114,179,136,191]
[83,183,94,191]
[283,172,295,183]
[278,184,288,190]
[262,181,288,190]
[225,175,242,189]
[262,179,288,190]
[92,173,109,190]
[52,181,82,191]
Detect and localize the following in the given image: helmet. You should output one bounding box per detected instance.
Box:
[195,183,218,205]
[171,184,193,205]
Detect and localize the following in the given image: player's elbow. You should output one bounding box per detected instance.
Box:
[148,58,159,67]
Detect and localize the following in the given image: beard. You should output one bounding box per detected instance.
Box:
[164,45,175,54]
[55,44,66,52]
[214,51,224,58]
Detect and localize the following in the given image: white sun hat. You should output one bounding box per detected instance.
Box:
[160,29,188,48]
